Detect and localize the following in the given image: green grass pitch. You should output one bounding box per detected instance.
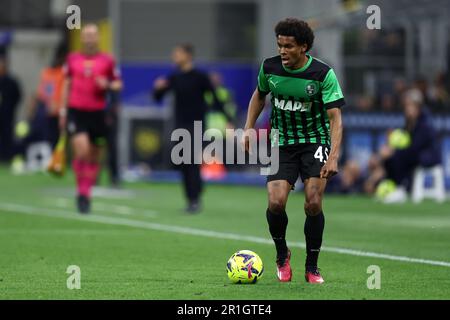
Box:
[0,167,449,300]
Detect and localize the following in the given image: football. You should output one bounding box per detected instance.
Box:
[375,179,397,200]
[388,129,411,150]
[226,250,264,284]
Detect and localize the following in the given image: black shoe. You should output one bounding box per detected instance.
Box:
[77,195,91,214]
[185,201,201,214]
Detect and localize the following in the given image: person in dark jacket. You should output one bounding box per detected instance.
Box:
[371,88,441,202]
[384,89,441,181]
[105,89,121,187]
[152,43,228,213]
[0,53,22,162]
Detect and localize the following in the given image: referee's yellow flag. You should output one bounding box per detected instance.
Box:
[47,133,67,177]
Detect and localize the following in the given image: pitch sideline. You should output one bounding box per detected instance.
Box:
[1,202,449,268]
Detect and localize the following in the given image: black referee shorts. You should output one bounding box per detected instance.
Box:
[67,108,107,146]
[267,143,330,187]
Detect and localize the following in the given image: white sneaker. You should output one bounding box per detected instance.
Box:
[383,187,407,204]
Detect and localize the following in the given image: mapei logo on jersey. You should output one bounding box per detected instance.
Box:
[305,83,317,96]
[274,97,312,112]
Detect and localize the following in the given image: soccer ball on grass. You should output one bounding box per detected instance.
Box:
[226,250,264,284]
[375,179,397,200]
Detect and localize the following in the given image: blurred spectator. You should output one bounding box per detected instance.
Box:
[364,89,442,201]
[428,72,450,113]
[25,44,67,147]
[374,71,405,113]
[392,77,408,109]
[0,52,22,162]
[327,159,364,194]
[351,72,450,113]
[363,154,387,194]
[380,93,396,112]
[361,29,404,57]
[202,72,238,178]
[382,31,404,56]
[153,43,229,213]
[354,94,374,112]
[412,76,433,107]
[10,44,67,173]
[204,72,237,140]
[105,89,121,187]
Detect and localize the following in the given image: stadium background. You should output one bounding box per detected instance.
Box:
[2,0,450,189]
[1,0,450,301]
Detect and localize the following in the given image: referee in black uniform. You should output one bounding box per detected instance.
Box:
[153,43,227,213]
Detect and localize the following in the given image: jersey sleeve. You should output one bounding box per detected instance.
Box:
[257,60,270,94]
[321,68,345,109]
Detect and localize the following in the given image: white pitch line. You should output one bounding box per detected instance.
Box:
[1,202,450,268]
[51,198,157,217]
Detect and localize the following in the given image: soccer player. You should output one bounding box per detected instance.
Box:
[242,18,344,283]
[59,23,122,213]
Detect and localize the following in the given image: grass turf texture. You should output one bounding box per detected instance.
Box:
[0,167,449,299]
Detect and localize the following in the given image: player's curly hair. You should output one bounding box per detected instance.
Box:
[275,18,314,51]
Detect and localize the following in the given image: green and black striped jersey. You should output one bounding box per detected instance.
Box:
[258,54,345,147]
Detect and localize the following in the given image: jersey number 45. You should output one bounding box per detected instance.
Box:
[314,146,329,163]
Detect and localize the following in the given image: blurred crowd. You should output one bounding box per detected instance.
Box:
[350,73,450,114]
[345,28,450,114]
[329,87,445,198]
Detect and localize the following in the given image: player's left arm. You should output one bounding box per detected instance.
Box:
[321,108,343,179]
[320,68,345,179]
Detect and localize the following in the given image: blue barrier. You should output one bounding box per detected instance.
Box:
[443,137,450,189]
[120,62,257,112]
[345,132,373,172]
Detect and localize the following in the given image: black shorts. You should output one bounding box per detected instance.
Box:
[67,108,107,146]
[267,143,331,187]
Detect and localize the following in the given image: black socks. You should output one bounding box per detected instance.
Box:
[266,208,288,259]
[267,208,325,268]
[304,211,325,269]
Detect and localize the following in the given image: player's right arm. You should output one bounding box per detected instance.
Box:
[243,89,267,153]
[242,61,269,153]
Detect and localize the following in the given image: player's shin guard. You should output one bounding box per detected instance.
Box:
[266,208,289,259]
[304,211,325,268]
